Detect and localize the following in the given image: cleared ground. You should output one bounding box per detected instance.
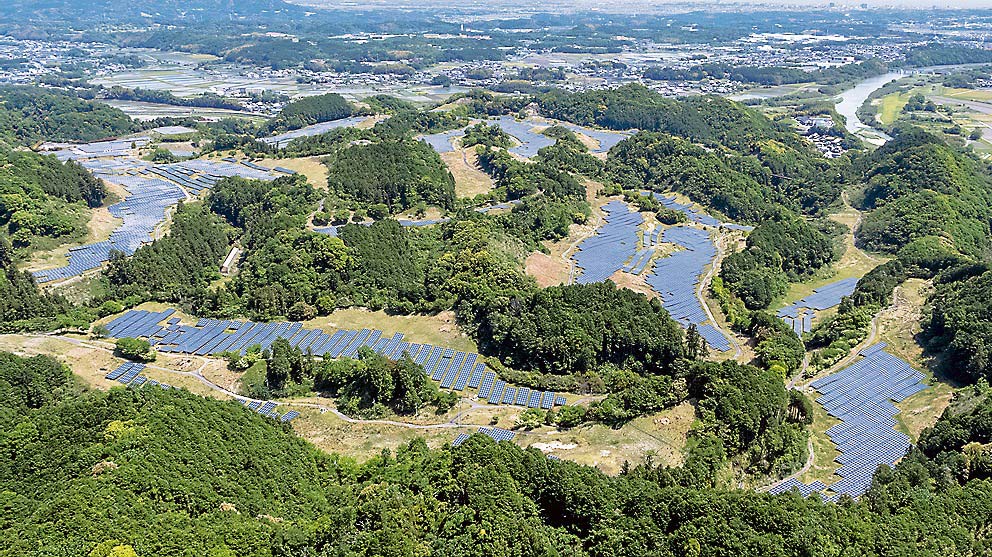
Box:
[256,156,330,190]
[304,308,478,353]
[440,149,493,198]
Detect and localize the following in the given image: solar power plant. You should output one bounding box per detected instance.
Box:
[33,143,280,282]
[261,116,370,148]
[419,128,466,153]
[796,344,928,500]
[560,123,633,153]
[490,115,556,158]
[642,226,733,352]
[106,308,570,410]
[648,192,721,227]
[451,433,472,446]
[280,410,301,422]
[573,200,643,284]
[777,277,860,319]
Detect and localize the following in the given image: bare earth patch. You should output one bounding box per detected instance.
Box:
[525,251,569,287]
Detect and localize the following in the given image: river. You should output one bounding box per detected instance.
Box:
[834,71,903,145]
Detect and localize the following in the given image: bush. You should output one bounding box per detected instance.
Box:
[115,337,156,362]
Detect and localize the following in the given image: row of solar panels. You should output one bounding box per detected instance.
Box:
[644,226,732,352]
[452,427,517,446]
[777,277,860,319]
[105,362,172,390]
[236,399,300,422]
[574,200,643,284]
[106,361,300,422]
[781,343,928,500]
[102,308,570,409]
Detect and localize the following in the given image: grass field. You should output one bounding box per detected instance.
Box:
[799,401,842,485]
[943,87,992,102]
[257,156,330,190]
[874,278,956,441]
[441,149,494,198]
[304,308,478,353]
[778,198,888,309]
[876,91,910,126]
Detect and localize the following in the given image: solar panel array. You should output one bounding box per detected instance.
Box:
[777,343,927,501]
[107,360,300,422]
[452,427,517,446]
[105,361,173,390]
[778,277,860,319]
[643,226,732,352]
[574,200,643,283]
[33,141,280,282]
[261,116,370,148]
[419,128,466,153]
[560,123,633,154]
[103,308,568,409]
[235,398,297,421]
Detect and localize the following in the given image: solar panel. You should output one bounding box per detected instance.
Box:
[478,371,496,399]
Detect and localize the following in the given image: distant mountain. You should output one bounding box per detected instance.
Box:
[0,0,314,27]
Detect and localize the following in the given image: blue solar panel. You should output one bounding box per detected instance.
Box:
[467,362,486,388]
[478,372,497,399]
[489,381,506,404]
[539,392,554,409]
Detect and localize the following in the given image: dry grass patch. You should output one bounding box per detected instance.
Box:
[305,308,478,353]
[257,156,329,190]
[520,402,696,474]
[525,251,570,287]
[440,149,493,198]
[287,406,470,461]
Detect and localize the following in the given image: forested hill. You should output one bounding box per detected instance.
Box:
[0,87,137,145]
[539,84,805,151]
[5,351,992,556]
[854,127,992,257]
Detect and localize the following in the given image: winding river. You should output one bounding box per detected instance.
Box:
[834,72,903,144]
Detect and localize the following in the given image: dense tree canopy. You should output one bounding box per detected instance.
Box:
[854,127,992,256]
[4,354,992,557]
[326,139,456,211]
[0,86,137,144]
[474,282,686,375]
[0,147,106,247]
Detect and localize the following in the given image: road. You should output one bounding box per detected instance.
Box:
[699,230,744,359]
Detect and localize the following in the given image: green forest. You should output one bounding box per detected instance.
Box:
[3,351,992,556]
[3,54,992,557]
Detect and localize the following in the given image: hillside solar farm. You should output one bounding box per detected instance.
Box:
[6,3,992,553]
